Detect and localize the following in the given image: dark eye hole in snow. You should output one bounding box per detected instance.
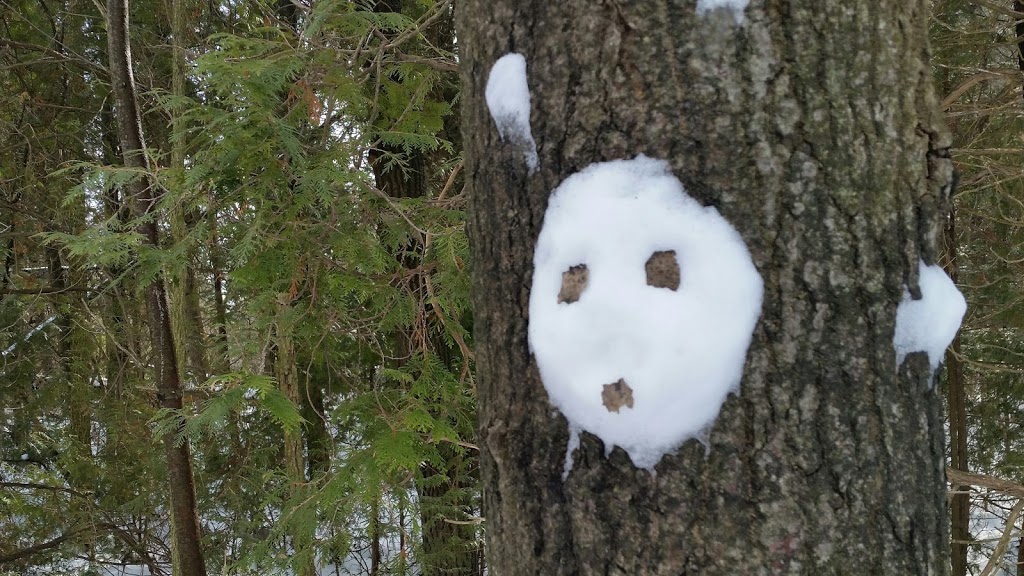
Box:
[558,264,589,303]
[645,250,680,290]
[602,378,634,413]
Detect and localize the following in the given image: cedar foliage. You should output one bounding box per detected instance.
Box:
[1,0,476,574]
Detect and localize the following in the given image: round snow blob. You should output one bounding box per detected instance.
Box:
[893,259,966,372]
[528,155,763,469]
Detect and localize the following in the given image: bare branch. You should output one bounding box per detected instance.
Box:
[948,467,1024,499]
[979,498,1024,576]
[0,481,91,498]
[0,527,88,564]
[0,286,94,295]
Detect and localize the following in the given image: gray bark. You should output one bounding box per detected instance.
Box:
[459,1,952,574]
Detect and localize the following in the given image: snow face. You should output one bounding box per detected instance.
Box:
[484,53,538,172]
[529,156,763,471]
[696,0,748,23]
[893,260,966,371]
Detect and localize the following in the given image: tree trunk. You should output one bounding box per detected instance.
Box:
[169,0,210,386]
[99,104,137,396]
[105,1,207,575]
[210,206,231,373]
[301,381,331,479]
[945,202,969,576]
[1017,532,1024,576]
[459,1,953,574]
[274,299,316,576]
[370,496,382,576]
[1015,1,1024,101]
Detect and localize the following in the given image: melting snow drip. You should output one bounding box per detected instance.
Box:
[893,259,967,373]
[696,0,748,23]
[485,53,539,172]
[562,424,582,480]
[529,155,763,472]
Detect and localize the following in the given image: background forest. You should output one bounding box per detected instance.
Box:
[0,0,1022,575]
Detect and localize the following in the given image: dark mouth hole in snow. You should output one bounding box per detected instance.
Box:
[645,250,680,290]
[558,263,589,303]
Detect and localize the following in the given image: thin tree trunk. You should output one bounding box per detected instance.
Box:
[1017,532,1024,576]
[370,495,382,576]
[99,104,135,397]
[460,1,953,574]
[274,300,316,576]
[945,201,969,576]
[169,0,209,386]
[1015,1,1024,102]
[269,5,316,574]
[50,242,93,451]
[301,381,331,479]
[1013,16,1024,575]
[210,206,230,373]
[399,500,407,571]
[105,1,207,574]
[171,217,209,384]
[1,193,14,287]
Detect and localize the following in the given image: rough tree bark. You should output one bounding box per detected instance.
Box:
[460,1,953,574]
[105,1,207,574]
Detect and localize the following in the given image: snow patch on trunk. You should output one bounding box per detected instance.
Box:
[529,156,763,471]
[485,53,538,172]
[696,0,748,23]
[893,260,966,371]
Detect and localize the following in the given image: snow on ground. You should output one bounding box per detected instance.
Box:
[893,259,966,371]
[696,0,748,23]
[484,53,538,172]
[529,155,763,471]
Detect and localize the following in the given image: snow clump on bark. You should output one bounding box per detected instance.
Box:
[484,53,538,172]
[529,155,763,472]
[893,260,967,372]
[696,0,749,23]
